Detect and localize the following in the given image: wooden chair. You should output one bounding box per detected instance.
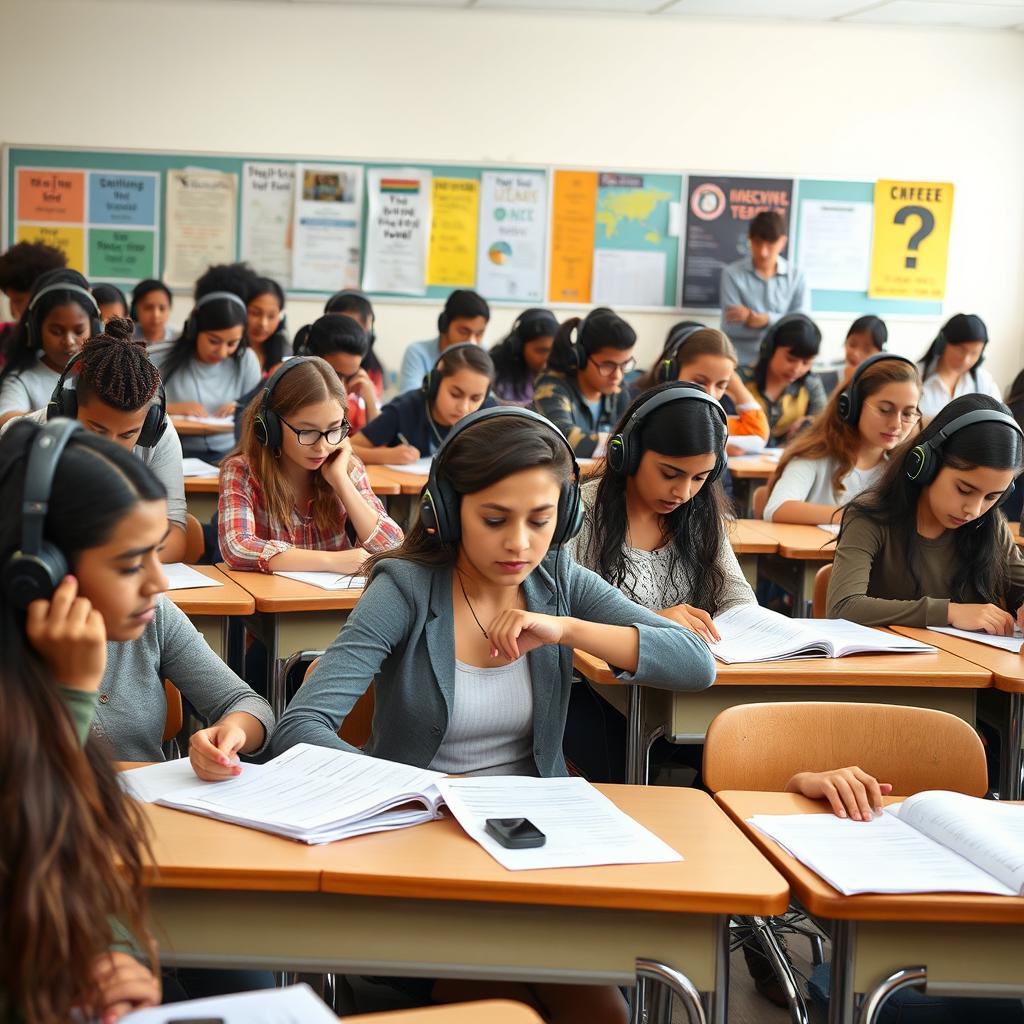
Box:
[303,657,375,747]
[184,513,205,563]
[162,680,184,758]
[751,484,769,519]
[811,564,833,618]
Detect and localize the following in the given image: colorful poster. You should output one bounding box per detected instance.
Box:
[361,168,432,295]
[682,175,794,308]
[475,170,547,302]
[795,183,874,293]
[17,169,84,222]
[240,162,295,288]
[427,177,479,288]
[88,228,155,279]
[87,173,157,227]
[591,172,680,307]
[16,223,85,271]
[164,168,237,288]
[291,162,363,292]
[548,170,598,304]
[869,181,954,300]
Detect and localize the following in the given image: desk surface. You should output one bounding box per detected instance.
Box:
[728,519,779,555]
[574,642,991,690]
[165,565,255,616]
[346,1003,544,1024]
[186,468,402,497]
[184,475,219,494]
[171,416,233,436]
[716,791,1024,925]
[217,564,363,613]
[752,521,838,560]
[728,456,779,480]
[894,625,1024,693]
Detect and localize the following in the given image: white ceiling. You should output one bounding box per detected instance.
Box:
[284,0,1024,30]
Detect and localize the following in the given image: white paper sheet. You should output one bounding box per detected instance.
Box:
[240,161,296,287]
[475,170,547,302]
[591,249,667,307]
[291,162,363,291]
[381,456,433,475]
[181,457,220,477]
[121,983,336,1024]
[163,563,223,591]
[273,571,366,591]
[362,167,432,295]
[436,776,682,870]
[796,198,873,293]
[164,168,237,288]
[929,625,1024,654]
[175,414,235,428]
[725,434,766,454]
[120,757,201,803]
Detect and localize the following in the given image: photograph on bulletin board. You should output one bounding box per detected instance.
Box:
[681,175,793,308]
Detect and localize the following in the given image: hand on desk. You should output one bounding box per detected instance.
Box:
[949,602,1016,636]
[189,722,247,780]
[659,603,720,643]
[86,951,161,1024]
[786,766,892,822]
[214,401,237,418]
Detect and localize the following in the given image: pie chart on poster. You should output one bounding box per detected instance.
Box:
[488,241,512,265]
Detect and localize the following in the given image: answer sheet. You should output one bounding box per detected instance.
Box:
[181,457,220,477]
[929,625,1024,654]
[121,983,336,1023]
[436,776,682,870]
[163,563,224,591]
[274,570,366,591]
[381,456,434,474]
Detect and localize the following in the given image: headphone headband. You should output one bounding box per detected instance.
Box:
[28,281,100,318]
[195,290,247,315]
[932,408,1023,448]
[512,310,559,337]
[20,419,82,561]
[837,352,918,425]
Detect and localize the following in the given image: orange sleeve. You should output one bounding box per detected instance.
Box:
[727,405,770,441]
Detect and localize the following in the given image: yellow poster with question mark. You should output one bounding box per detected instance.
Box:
[869,180,954,300]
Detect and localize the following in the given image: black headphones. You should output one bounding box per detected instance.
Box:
[905,410,1024,510]
[508,309,559,357]
[3,419,83,610]
[419,406,583,548]
[564,311,600,374]
[607,382,729,480]
[837,352,918,425]
[655,322,706,384]
[46,351,168,449]
[182,290,248,340]
[421,343,490,405]
[26,282,104,350]
[253,357,311,448]
[757,312,821,365]
[325,289,376,347]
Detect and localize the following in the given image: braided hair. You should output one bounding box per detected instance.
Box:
[75,316,160,411]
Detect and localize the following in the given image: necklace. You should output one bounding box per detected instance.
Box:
[457,571,520,641]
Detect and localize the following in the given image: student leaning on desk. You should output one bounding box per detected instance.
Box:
[273,407,714,1024]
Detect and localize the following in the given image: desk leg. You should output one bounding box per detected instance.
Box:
[857,967,927,1024]
[703,914,729,1024]
[1004,691,1024,801]
[636,959,707,1024]
[799,563,816,617]
[828,921,857,1024]
[626,685,647,786]
[269,615,284,720]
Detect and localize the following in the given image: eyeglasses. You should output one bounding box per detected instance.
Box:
[279,417,350,446]
[863,401,922,425]
[588,356,637,378]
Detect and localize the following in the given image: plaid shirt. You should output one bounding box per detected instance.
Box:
[218,454,404,573]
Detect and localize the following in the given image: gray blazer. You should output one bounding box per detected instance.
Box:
[271,551,716,776]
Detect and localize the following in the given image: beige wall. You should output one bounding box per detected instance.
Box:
[2,0,1023,385]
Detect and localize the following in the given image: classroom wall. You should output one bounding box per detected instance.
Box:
[3,0,1024,388]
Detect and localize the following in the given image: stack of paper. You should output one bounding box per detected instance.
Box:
[929,625,1024,654]
[122,984,336,1023]
[274,570,366,591]
[163,563,224,591]
[181,457,220,477]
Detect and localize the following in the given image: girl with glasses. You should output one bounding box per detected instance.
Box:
[762,354,922,525]
[219,356,403,574]
[532,307,636,456]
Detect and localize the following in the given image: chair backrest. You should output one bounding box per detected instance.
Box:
[163,680,183,743]
[812,564,833,618]
[751,484,769,519]
[184,513,205,564]
[303,657,375,748]
[703,701,988,797]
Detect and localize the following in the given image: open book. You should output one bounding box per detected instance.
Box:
[929,624,1024,654]
[709,605,935,664]
[749,790,1024,896]
[121,746,680,869]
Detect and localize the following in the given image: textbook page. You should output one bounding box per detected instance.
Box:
[929,625,1024,654]
[807,618,934,656]
[274,570,366,591]
[162,563,224,591]
[121,983,336,1024]
[890,791,1024,895]
[181,457,219,477]
[436,776,682,871]
[748,810,1014,895]
[382,456,433,475]
[710,605,822,663]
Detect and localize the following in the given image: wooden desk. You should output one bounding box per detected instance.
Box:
[364,466,403,497]
[218,565,362,717]
[727,518,779,588]
[717,791,1024,1024]
[346,1003,544,1024]
[144,786,788,1024]
[754,522,838,611]
[574,644,992,786]
[727,455,779,481]
[184,474,219,521]
[893,625,1024,800]
[171,416,234,436]
[166,565,254,661]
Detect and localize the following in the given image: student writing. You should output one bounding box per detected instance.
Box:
[219,357,403,573]
[763,353,922,524]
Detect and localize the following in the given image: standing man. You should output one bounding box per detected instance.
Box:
[719,211,809,366]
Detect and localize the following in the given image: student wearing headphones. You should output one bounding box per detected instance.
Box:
[0,238,66,327]
[246,276,291,374]
[151,290,260,460]
[739,312,827,445]
[92,283,128,323]
[827,394,1024,630]
[398,289,490,394]
[637,323,769,445]
[763,354,922,524]
[131,278,174,345]
[352,343,496,464]
[219,356,403,573]
[0,268,103,426]
[325,289,385,395]
[917,313,1002,419]
[2,317,188,563]
[0,420,162,1023]
[531,308,636,457]
[299,314,379,431]
[488,307,559,405]
[272,407,714,1024]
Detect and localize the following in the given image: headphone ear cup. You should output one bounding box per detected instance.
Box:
[419,480,460,545]
[836,390,853,424]
[552,480,584,547]
[707,452,726,484]
[92,315,104,336]
[137,404,167,449]
[254,412,279,449]
[4,542,68,611]
[906,444,933,484]
[656,358,676,384]
[607,434,627,474]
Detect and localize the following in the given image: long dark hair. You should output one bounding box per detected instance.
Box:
[0,421,162,1023]
[581,383,731,614]
[247,276,289,370]
[158,292,249,386]
[848,315,887,350]
[365,417,573,574]
[324,290,383,379]
[841,394,1023,604]
[752,314,821,391]
[489,308,559,401]
[918,313,988,382]
[547,308,635,376]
